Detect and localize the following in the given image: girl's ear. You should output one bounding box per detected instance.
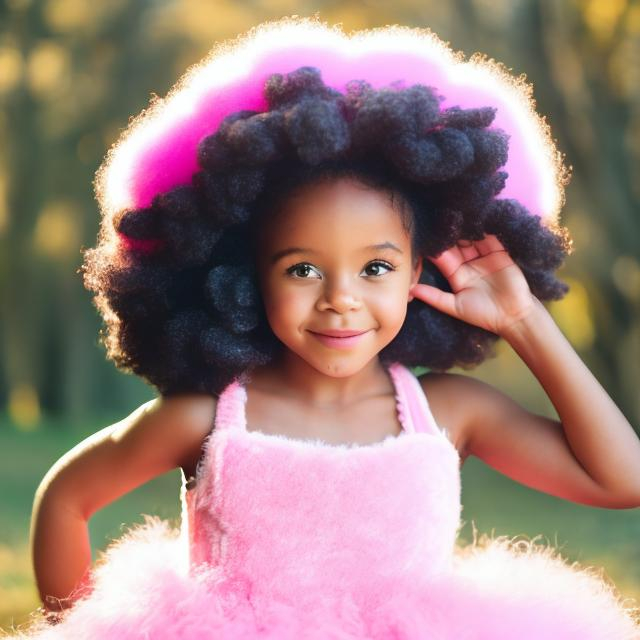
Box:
[408,256,423,302]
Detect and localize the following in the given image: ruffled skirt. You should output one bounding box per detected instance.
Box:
[4,516,639,640]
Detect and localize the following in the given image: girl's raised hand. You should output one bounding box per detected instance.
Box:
[410,234,537,335]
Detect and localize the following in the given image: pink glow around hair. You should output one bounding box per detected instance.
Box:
[94,16,570,227]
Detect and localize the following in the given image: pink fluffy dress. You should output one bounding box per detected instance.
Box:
[6,362,640,639]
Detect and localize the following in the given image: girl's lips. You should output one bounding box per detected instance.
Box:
[309,330,370,349]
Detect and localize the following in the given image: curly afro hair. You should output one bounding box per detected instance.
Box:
[81,66,573,397]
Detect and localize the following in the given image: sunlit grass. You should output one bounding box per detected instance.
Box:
[0,542,40,633]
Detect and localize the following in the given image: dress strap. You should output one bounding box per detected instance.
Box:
[386,362,416,434]
[214,377,247,433]
[185,376,246,493]
[387,362,444,438]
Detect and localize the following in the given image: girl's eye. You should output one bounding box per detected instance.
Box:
[286,263,321,279]
[362,260,395,277]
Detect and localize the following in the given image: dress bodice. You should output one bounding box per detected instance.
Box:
[181,362,462,608]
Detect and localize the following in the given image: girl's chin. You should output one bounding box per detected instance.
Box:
[302,351,388,378]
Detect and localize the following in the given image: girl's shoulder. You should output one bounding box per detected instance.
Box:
[416,371,494,464]
[156,394,218,479]
[98,393,218,487]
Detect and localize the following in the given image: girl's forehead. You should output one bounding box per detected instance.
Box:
[269,179,408,234]
[258,211,411,269]
[284,177,390,208]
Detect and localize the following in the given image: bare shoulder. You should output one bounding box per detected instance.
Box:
[179,395,219,475]
[38,394,217,519]
[140,394,218,477]
[416,372,496,464]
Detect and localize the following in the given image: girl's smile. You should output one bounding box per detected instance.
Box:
[308,329,372,350]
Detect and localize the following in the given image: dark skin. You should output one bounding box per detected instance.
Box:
[32,177,640,618]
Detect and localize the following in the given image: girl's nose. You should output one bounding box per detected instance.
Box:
[316,276,362,314]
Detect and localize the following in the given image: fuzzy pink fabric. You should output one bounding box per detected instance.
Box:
[95,16,569,228]
[6,362,639,639]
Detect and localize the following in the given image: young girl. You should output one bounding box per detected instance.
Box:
[6,16,640,640]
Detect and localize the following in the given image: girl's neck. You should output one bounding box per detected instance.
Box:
[248,352,392,410]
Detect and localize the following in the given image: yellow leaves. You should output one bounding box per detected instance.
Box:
[548,276,595,350]
[579,0,628,45]
[149,0,255,46]
[26,40,70,99]
[42,0,126,34]
[255,0,305,12]
[33,199,81,260]
[43,0,92,32]
[8,383,41,431]
[321,5,374,31]
[0,45,23,94]
[611,255,640,302]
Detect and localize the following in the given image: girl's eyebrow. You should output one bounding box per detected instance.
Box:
[270,241,402,264]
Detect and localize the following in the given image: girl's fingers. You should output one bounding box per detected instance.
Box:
[428,235,505,279]
[458,241,479,261]
[474,234,504,256]
[429,239,484,272]
[427,246,464,279]
[410,283,459,319]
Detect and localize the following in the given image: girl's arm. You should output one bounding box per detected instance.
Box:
[413,234,640,508]
[498,296,640,502]
[31,394,216,615]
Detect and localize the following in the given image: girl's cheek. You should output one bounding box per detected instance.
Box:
[373,288,409,325]
[266,287,311,322]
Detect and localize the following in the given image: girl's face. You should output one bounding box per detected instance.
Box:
[255,177,423,377]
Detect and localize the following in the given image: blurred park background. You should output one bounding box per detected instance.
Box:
[1,0,639,632]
